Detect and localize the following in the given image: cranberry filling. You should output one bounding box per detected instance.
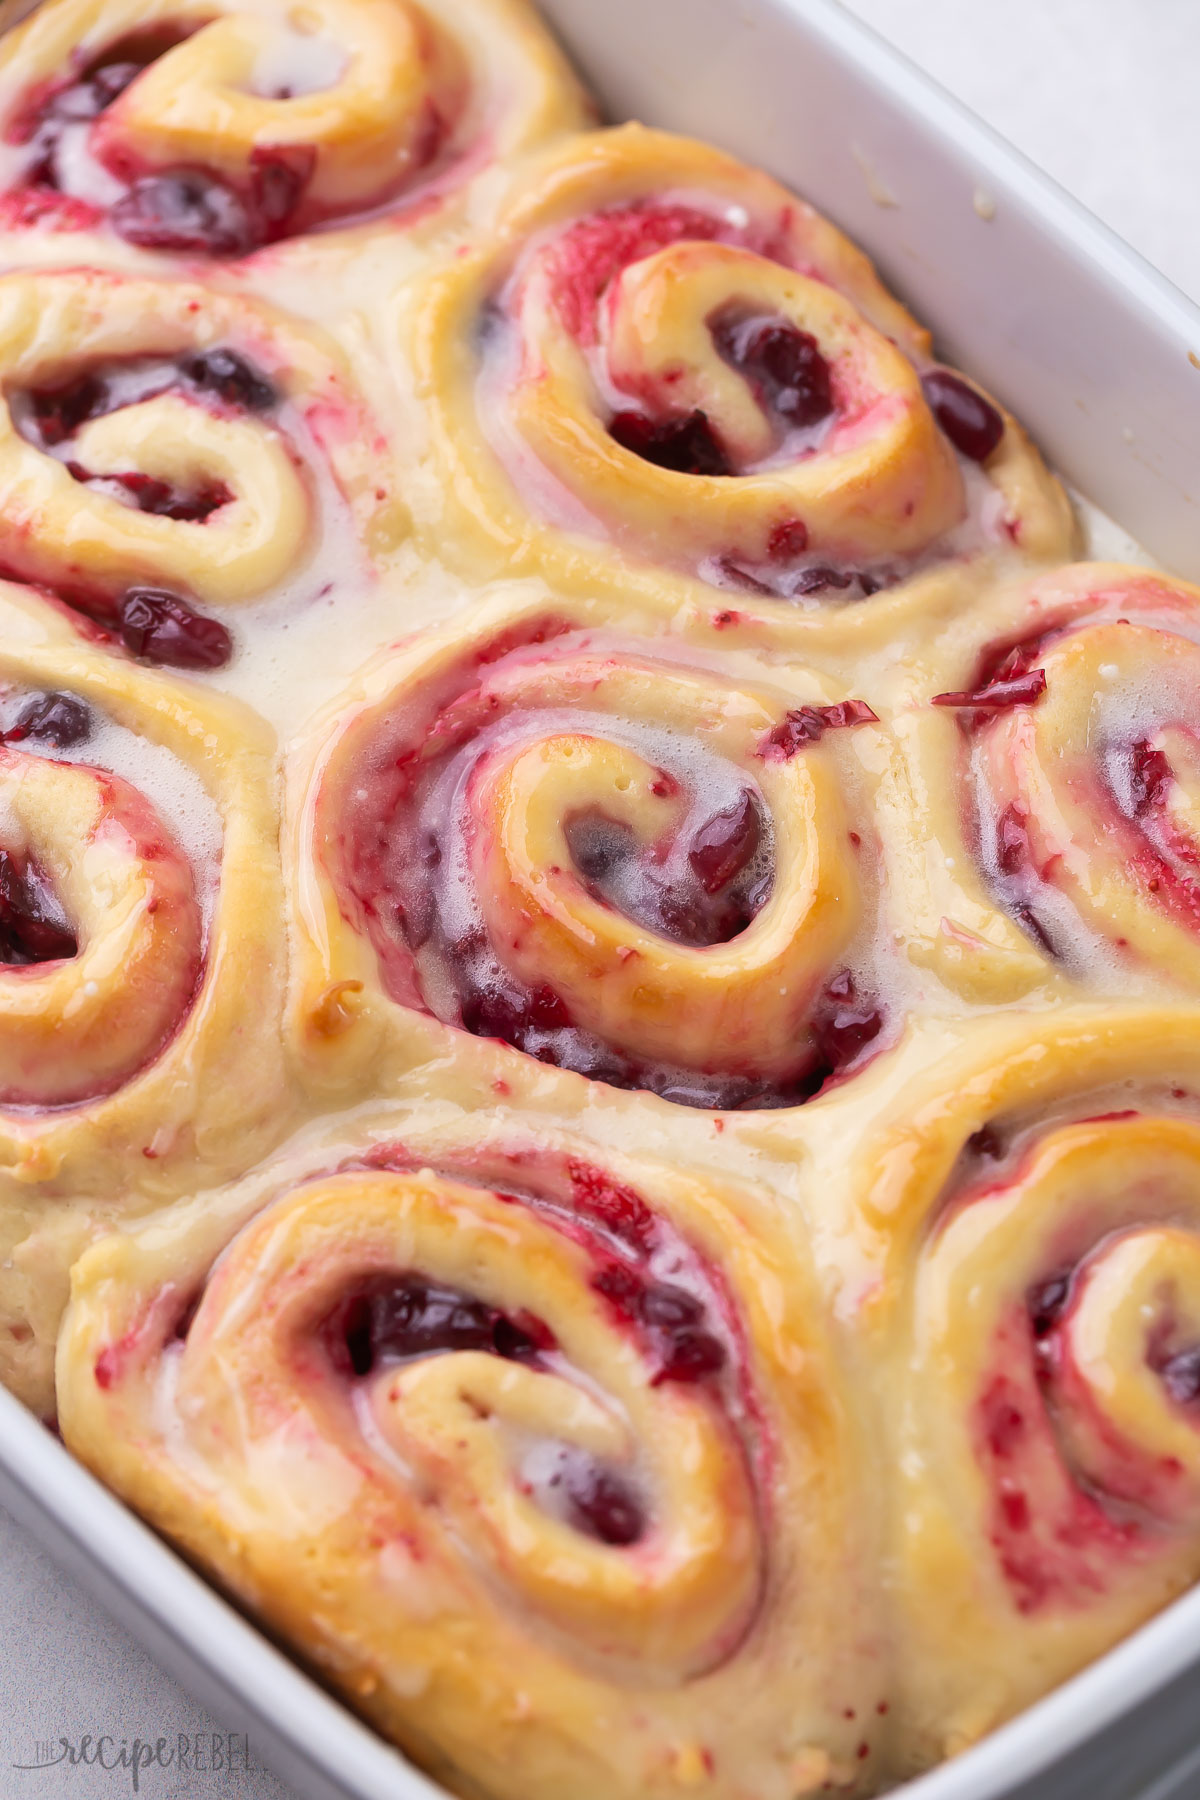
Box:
[182,348,278,414]
[459,978,572,1047]
[110,170,256,256]
[988,803,1059,957]
[325,1272,650,1546]
[22,346,277,457]
[1,691,91,749]
[560,1457,644,1546]
[712,312,834,431]
[330,1277,551,1379]
[1028,1273,1073,1342]
[933,668,1048,712]
[68,466,232,523]
[26,373,112,447]
[0,846,76,965]
[715,558,887,603]
[608,408,732,477]
[117,589,233,671]
[592,1261,726,1385]
[921,369,1005,463]
[14,30,195,190]
[1129,739,1173,816]
[688,790,762,895]
[564,788,768,949]
[759,699,878,760]
[808,970,884,1081]
[106,142,319,256]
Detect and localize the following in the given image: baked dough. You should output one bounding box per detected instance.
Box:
[0,1,1187,1796]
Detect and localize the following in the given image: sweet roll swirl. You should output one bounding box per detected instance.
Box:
[0,269,396,666]
[415,126,1073,631]
[58,1120,884,1800]
[811,1010,1200,1769]
[922,565,1200,991]
[0,577,289,1414]
[0,0,585,251]
[300,599,887,1107]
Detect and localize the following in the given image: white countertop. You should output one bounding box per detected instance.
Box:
[2,1,1198,1795]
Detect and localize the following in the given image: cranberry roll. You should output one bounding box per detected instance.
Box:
[58,1116,885,1800]
[0,268,400,671]
[292,594,888,1109]
[0,0,586,254]
[0,577,289,1415]
[412,126,1074,642]
[810,1008,1200,1771]
[892,564,1200,1000]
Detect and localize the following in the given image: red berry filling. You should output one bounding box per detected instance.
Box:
[328,1277,551,1379]
[608,408,732,477]
[592,1261,726,1385]
[321,1272,652,1547]
[558,1456,644,1546]
[758,699,878,761]
[933,666,1048,712]
[109,146,318,258]
[807,970,884,1082]
[712,312,834,432]
[67,465,232,523]
[117,589,233,671]
[7,348,281,670]
[1,691,91,749]
[1129,740,1174,817]
[0,844,76,965]
[921,369,1004,463]
[564,786,769,948]
[608,315,834,481]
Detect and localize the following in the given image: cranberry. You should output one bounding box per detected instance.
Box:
[183,348,277,414]
[608,408,732,477]
[768,519,809,560]
[568,1160,658,1254]
[592,1263,726,1384]
[933,668,1047,711]
[27,373,110,447]
[1129,740,1173,815]
[760,698,878,759]
[994,804,1031,878]
[111,171,254,257]
[2,691,91,748]
[1012,901,1056,957]
[810,970,883,1074]
[118,588,233,670]
[1162,1345,1200,1408]
[965,1123,1004,1161]
[0,847,76,964]
[688,791,762,896]
[562,1460,644,1546]
[1028,1273,1072,1340]
[73,467,231,523]
[790,565,852,596]
[248,143,316,231]
[653,1322,727,1384]
[714,314,834,431]
[56,60,142,121]
[460,979,571,1046]
[335,1279,546,1378]
[921,369,1005,462]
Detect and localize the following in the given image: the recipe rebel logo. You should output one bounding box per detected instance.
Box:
[11,1731,259,1792]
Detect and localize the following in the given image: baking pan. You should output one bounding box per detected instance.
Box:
[3,1,1200,1796]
